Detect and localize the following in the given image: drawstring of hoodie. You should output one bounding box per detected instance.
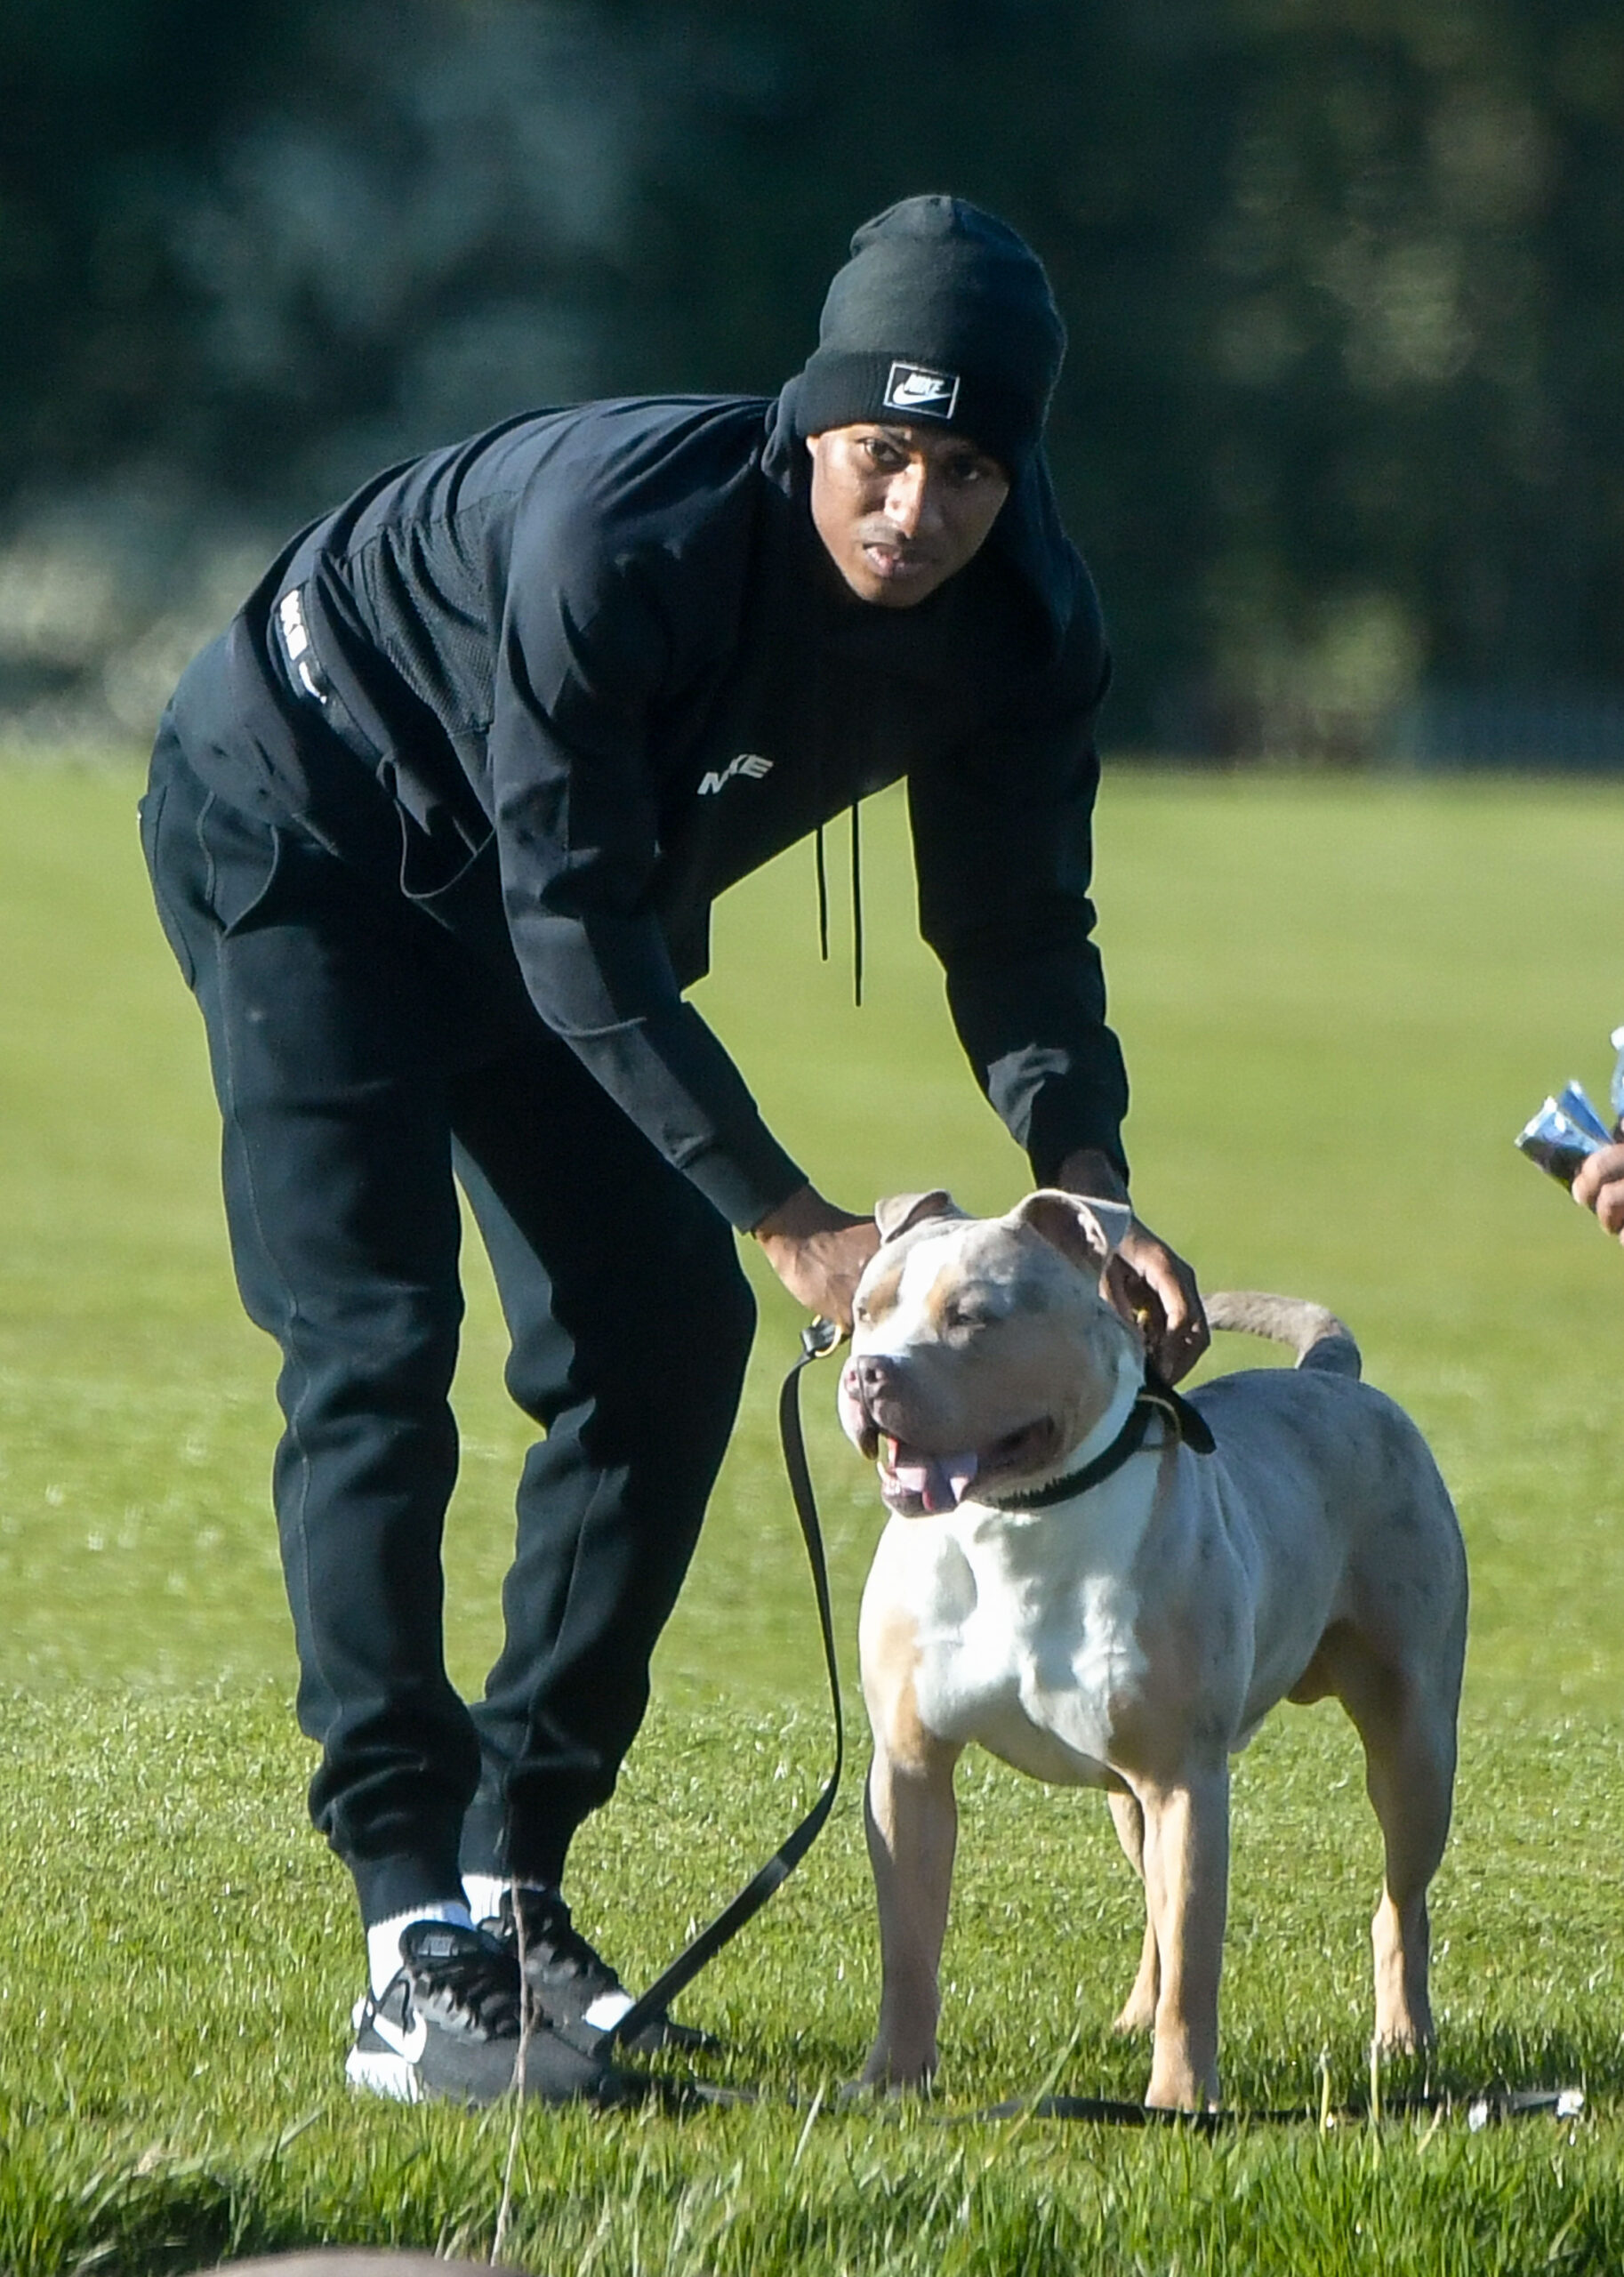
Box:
[815,824,828,963]
[807,519,863,1009]
[850,799,864,1007]
[813,804,864,1008]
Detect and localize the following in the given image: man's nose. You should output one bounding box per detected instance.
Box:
[883,464,935,537]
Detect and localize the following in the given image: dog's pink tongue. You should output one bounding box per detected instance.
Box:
[886,1440,979,1512]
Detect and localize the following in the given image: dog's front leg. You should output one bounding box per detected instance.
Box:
[1106,1788,1160,2034]
[860,1734,961,2089]
[1136,1766,1230,2110]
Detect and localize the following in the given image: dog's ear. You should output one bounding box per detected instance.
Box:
[1007,1190,1133,1275]
[874,1190,965,1244]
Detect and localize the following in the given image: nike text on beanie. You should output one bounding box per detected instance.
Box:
[792,195,1066,477]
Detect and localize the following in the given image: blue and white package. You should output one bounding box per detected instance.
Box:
[1517,1026,1624,1188]
[1554,1081,1612,1147]
[1515,1098,1604,1188]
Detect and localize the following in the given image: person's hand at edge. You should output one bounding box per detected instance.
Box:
[1572,1142,1624,1241]
[1055,1147,1210,1385]
[753,1184,880,1332]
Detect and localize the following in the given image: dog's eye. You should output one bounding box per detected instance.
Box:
[943,1298,995,1333]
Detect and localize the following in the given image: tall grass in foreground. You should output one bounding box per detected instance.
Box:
[4,761,1624,2272]
[1,1694,1621,2275]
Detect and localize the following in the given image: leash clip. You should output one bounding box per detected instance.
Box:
[802,1315,842,1360]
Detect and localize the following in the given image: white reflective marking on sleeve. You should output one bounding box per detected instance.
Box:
[277,587,310,658]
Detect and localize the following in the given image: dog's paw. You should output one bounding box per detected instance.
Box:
[1372,2015,1435,2055]
[853,2054,937,2099]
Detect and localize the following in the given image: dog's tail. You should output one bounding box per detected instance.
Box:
[1204,1291,1362,1378]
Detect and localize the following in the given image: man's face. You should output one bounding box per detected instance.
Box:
[806,424,1011,607]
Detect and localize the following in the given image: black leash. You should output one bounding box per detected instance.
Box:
[942,2085,1586,2132]
[599,1316,845,2052]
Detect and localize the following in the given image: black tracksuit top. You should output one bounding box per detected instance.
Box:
[173,388,1130,1229]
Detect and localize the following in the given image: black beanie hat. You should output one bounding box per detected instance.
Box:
[791,195,1065,476]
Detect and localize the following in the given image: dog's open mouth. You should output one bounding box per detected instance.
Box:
[876,1418,1056,1515]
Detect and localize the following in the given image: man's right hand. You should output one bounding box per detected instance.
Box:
[752,1184,880,1332]
[1572,1142,1624,1241]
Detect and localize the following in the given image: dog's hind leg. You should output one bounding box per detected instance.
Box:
[1106,1788,1159,2033]
[1364,1687,1456,2050]
[1329,1640,1459,2050]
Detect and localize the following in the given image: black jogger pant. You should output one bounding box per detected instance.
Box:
[141,725,757,1926]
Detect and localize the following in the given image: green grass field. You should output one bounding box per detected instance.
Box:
[5,757,1624,2273]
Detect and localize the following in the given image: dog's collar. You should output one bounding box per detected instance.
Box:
[985,1365,1215,1513]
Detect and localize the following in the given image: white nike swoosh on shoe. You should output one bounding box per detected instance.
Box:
[346,2044,425,2102]
[368,2005,428,2062]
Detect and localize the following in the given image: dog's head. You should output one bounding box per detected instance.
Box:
[838,1189,1141,1516]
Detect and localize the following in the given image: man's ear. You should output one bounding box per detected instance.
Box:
[874,1190,966,1244]
[1006,1189,1132,1275]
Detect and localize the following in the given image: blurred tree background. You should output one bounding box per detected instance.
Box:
[2,0,1620,757]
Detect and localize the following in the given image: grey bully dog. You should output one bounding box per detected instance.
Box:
[838,1189,1467,2110]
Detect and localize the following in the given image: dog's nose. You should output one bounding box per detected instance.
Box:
[856,1353,899,1401]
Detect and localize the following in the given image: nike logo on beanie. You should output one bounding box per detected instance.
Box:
[792,197,1064,475]
[883,362,961,417]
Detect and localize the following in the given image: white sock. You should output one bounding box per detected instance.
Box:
[461,1872,505,1927]
[462,1871,558,1927]
[367,1900,472,1997]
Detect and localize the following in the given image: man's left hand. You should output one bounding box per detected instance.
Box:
[1054,1148,1210,1385]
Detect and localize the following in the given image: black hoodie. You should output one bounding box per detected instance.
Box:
[164,386,1130,1228]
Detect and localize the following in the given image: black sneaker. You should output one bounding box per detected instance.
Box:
[491,1887,717,2056]
[345,1919,649,2106]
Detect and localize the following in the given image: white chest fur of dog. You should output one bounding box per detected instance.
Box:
[840,1189,1468,2112]
[870,1425,1158,1788]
